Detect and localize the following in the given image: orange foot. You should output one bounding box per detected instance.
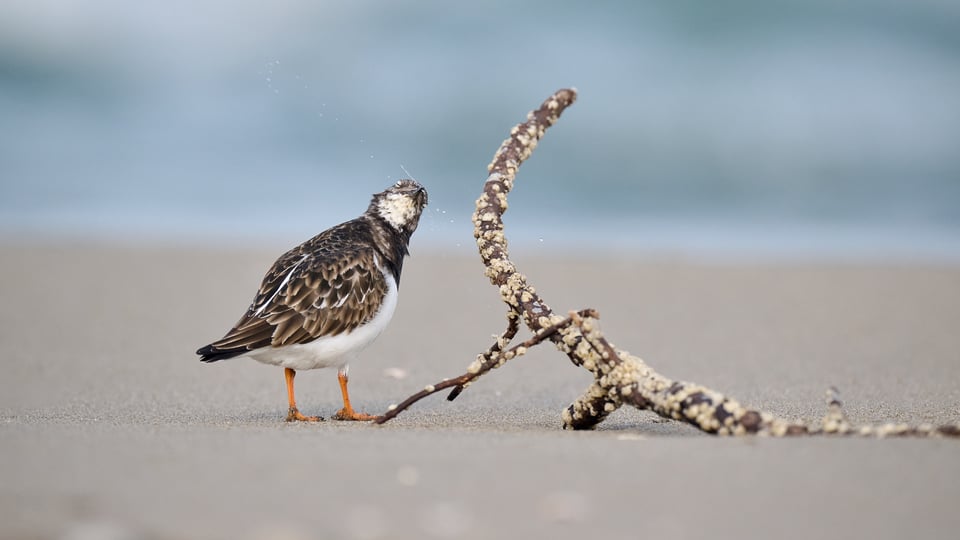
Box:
[286,407,323,422]
[333,408,377,421]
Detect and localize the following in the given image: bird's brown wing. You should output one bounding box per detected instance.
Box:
[198,244,388,360]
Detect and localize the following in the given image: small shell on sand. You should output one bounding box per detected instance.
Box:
[382,367,409,380]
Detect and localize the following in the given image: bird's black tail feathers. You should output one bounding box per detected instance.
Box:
[196,344,247,363]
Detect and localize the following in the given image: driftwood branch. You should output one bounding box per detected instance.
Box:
[376,309,594,424]
[376,88,959,438]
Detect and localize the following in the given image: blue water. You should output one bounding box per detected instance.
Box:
[1,1,959,261]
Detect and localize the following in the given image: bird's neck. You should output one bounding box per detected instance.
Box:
[364,215,411,284]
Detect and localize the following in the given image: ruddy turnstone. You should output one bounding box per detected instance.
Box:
[197,179,428,422]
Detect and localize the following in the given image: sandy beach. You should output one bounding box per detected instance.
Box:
[1,241,958,540]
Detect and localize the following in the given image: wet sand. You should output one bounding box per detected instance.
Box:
[2,242,959,539]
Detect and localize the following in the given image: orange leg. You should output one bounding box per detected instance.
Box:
[332,367,376,421]
[284,368,322,422]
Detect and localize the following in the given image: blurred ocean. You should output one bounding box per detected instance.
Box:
[1,0,959,261]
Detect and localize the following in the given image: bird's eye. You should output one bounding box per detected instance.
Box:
[395,180,403,187]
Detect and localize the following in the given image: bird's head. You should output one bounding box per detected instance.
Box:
[369,179,429,235]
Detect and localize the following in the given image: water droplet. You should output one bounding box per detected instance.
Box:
[370,155,375,159]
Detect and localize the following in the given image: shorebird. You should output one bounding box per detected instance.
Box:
[197,180,428,421]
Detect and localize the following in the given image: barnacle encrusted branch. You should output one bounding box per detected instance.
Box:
[374,310,594,424]
[377,88,959,438]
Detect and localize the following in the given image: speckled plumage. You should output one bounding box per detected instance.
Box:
[198,180,426,362]
[197,179,427,421]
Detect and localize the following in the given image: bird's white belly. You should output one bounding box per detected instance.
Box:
[244,272,398,371]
